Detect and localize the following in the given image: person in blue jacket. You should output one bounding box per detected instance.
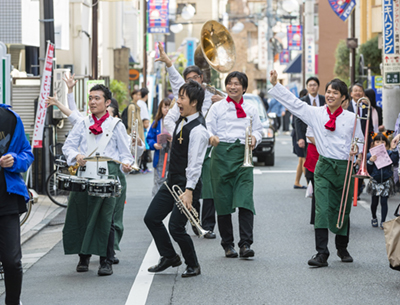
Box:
[0,104,34,305]
[366,133,399,229]
[267,98,286,131]
[147,98,172,196]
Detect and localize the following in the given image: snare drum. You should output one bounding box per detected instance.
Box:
[57,174,88,192]
[88,179,121,198]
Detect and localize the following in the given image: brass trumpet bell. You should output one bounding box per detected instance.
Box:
[194,20,236,74]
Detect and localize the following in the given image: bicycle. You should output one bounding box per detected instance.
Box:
[45,143,70,208]
[19,188,37,226]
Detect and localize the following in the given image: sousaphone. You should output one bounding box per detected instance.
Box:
[194,20,236,83]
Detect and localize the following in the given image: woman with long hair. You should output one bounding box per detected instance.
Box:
[364,88,382,133]
[146,98,172,196]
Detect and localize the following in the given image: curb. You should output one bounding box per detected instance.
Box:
[21,206,65,245]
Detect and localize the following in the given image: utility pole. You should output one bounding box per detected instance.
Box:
[350,8,356,85]
[143,0,147,87]
[92,0,98,79]
[266,0,274,91]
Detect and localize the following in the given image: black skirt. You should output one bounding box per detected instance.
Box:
[292,129,306,158]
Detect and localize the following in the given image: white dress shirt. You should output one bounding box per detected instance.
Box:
[308,94,320,107]
[269,83,363,160]
[65,93,144,159]
[137,99,150,121]
[206,98,263,147]
[164,65,213,135]
[175,112,209,189]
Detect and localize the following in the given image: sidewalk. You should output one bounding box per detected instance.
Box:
[21,195,65,245]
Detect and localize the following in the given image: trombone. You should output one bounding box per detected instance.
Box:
[336,97,371,229]
[163,182,209,238]
[130,109,140,171]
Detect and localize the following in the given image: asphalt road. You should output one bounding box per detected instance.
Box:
[2,133,400,305]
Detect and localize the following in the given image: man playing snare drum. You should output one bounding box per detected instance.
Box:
[62,85,133,276]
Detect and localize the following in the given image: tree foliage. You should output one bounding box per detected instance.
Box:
[110,79,128,110]
[334,40,350,85]
[359,35,381,75]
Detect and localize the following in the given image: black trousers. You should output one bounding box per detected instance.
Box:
[217,208,254,249]
[305,168,315,225]
[192,198,216,231]
[315,219,350,256]
[0,214,23,305]
[79,217,115,264]
[144,183,199,267]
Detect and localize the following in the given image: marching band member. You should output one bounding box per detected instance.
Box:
[47,76,144,265]
[144,81,208,277]
[206,71,263,258]
[156,42,223,239]
[269,70,363,267]
[62,84,134,276]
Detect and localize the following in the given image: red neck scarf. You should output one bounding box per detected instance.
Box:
[227,96,246,118]
[324,106,343,131]
[89,112,110,135]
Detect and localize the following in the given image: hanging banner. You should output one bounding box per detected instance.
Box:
[279,50,290,65]
[328,0,356,22]
[148,0,169,34]
[305,34,316,78]
[383,0,400,85]
[258,19,268,70]
[287,25,302,51]
[32,43,54,148]
[186,38,196,66]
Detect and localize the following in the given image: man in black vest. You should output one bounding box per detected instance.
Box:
[144,81,209,277]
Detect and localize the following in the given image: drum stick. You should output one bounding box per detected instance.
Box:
[112,159,139,171]
[162,152,168,178]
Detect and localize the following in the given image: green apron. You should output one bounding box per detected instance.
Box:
[314,155,354,236]
[113,169,127,250]
[210,140,255,216]
[63,162,118,257]
[201,147,213,199]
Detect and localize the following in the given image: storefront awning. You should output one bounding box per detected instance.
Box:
[283,54,301,74]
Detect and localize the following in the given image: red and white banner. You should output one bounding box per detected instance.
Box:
[32,43,54,148]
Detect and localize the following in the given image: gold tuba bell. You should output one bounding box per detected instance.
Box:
[194,20,236,84]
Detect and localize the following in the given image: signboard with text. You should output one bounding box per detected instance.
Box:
[258,19,268,70]
[186,39,196,66]
[383,0,400,85]
[279,50,290,65]
[148,0,169,34]
[305,34,315,78]
[32,43,55,148]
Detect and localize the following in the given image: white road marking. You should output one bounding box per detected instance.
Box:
[125,215,172,305]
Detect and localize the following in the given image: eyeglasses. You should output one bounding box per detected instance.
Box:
[186,75,200,82]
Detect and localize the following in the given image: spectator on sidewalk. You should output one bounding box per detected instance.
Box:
[0,104,34,305]
[268,98,285,132]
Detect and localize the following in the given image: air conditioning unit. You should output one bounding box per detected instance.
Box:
[52,68,70,119]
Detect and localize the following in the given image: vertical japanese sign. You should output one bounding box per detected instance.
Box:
[32,43,54,148]
[383,0,400,85]
[287,25,302,51]
[148,0,169,34]
[186,39,196,66]
[258,19,268,70]
[279,50,290,65]
[327,0,356,21]
[305,34,315,78]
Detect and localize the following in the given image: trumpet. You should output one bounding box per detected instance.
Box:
[163,182,209,238]
[242,116,254,168]
[130,110,140,171]
[336,97,371,229]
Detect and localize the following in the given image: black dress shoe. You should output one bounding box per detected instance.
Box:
[76,257,90,272]
[239,245,255,258]
[308,253,329,267]
[110,257,120,264]
[148,254,182,273]
[337,249,353,263]
[204,231,216,239]
[98,261,113,276]
[181,265,201,278]
[224,246,238,258]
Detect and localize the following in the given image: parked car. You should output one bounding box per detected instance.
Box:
[243,93,275,166]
